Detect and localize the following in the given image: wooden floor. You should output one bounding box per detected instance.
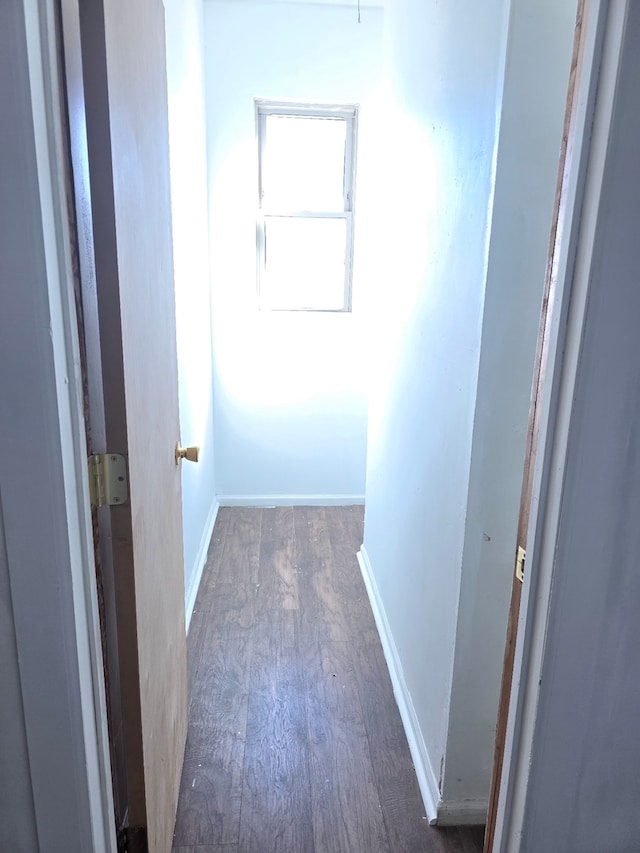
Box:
[172,506,485,853]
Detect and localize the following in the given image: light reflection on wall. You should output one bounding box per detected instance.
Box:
[203,0,384,498]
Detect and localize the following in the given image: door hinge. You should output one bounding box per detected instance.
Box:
[88,453,128,508]
[117,826,148,853]
[515,545,526,583]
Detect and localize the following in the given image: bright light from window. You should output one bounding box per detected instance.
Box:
[256,101,357,312]
[262,216,347,311]
[262,116,347,212]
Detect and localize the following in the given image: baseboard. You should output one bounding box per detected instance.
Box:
[436,800,488,826]
[217,493,365,507]
[184,498,219,634]
[357,545,441,825]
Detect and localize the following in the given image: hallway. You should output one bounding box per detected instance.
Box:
[171,506,485,852]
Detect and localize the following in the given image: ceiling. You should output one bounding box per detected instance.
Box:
[269,0,385,7]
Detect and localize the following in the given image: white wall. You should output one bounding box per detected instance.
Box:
[203,0,384,503]
[361,0,576,823]
[164,0,219,617]
[361,0,510,821]
[444,0,577,809]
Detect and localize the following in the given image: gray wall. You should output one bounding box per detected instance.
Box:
[522,5,640,849]
[0,505,37,851]
[0,5,39,847]
[1,4,52,849]
[0,1,112,848]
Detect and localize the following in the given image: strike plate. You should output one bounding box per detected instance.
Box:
[515,545,526,584]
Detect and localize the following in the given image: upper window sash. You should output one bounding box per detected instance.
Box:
[256,101,357,216]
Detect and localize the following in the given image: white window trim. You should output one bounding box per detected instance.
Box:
[255,99,359,312]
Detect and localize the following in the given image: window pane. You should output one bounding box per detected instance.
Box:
[262,216,347,310]
[262,116,347,212]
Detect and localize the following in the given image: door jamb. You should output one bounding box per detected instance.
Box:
[19,0,116,847]
[492,1,627,848]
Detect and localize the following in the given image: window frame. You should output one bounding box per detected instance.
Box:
[255,99,359,313]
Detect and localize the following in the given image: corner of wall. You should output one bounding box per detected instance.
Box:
[185,497,218,633]
[358,543,490,826]
[437,799,488,827]
[356,545,441,824]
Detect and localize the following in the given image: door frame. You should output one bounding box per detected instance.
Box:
[0,0,115,849]
[491,1,628,848]
[4,1,628,850]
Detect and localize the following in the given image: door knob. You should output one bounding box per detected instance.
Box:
[175,443,200,464]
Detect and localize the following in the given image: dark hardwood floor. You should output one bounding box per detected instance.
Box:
[172,506,485,853]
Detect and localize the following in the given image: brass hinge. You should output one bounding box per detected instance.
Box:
[117,826,148,853]
[515,545,526,583]
[88,453,128,508]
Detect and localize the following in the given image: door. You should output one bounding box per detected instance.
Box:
[59,1,187,850]
[483,3,586,850]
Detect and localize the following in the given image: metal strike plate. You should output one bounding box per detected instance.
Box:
[515,545,526,584]
[88,453,128,508]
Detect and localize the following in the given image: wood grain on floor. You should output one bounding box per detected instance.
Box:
[173,506,485,853]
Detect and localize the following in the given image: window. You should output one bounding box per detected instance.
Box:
[256,101,358,312]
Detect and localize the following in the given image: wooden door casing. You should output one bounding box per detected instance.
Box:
[483,3,586,850]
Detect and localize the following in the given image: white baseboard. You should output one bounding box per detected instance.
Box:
[184,498,219,634]
[357,545,441,824]
[437,800,488,826]
[357,545,488,827]
[217,493,365,507]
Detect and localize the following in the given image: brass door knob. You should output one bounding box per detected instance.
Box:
[175,443,200,464]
